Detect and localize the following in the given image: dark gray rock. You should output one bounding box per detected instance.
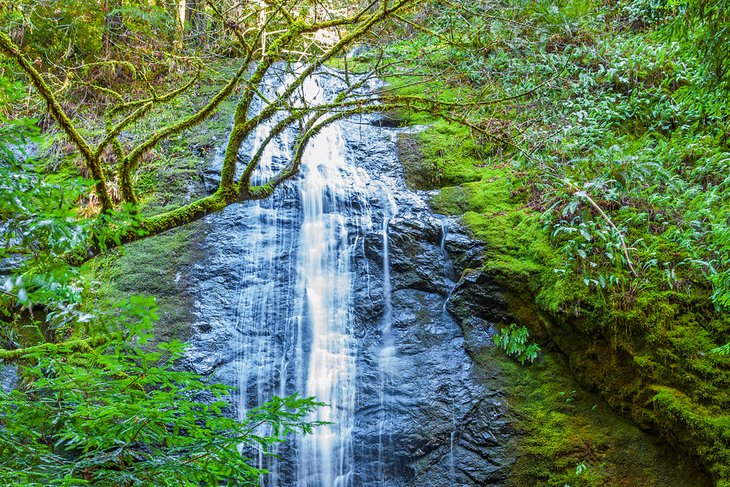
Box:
[0,365,17,394]
[443,230,484,277]
[447,270,510,326]
[186,70,515,486]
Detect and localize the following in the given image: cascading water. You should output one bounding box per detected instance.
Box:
[197,69,390,485]
[188,67,513,486]
[294,78,365,487]
[377,196,397,487]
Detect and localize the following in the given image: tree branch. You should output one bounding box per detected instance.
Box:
[0,335,113,362]
[0,31,113,211]
[573,188,639,278]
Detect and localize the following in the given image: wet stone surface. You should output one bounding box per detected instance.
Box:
[185,71,514,486]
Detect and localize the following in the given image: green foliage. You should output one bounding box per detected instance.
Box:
[0,150,94,344]
[0,72,39,160]
[3,0,178,63]
[0,102,319,485]
[0,297,321,486]
[493,323,541,365]
[0,83,91,346]
[667,0,730,84]
[710,342,730,355]
[387,1,730,480]
[0,161,319,483]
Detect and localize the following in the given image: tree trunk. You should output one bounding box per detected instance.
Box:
[185,0,206,46]
[103,0,123,55]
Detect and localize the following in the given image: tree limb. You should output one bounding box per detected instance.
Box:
[0,335,114,362]
[0,31,113,211]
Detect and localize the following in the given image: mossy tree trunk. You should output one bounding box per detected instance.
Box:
[103,0,123,55]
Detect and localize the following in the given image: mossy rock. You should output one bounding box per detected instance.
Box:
[396,133,440,190]
[402,121,726,483]
[86,223,205,344]
[472,343,711,486]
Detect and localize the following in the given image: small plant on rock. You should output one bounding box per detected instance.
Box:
[493,324,541,365]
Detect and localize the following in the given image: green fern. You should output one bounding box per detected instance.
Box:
[493,324,541,365]
[710,342,730,355]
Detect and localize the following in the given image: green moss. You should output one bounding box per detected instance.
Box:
[652,387,730,483]
[400,100,722,483]
[473,345,708,486]
[396,133,440,190]
[85,223,204,344]
[415,120,489,186]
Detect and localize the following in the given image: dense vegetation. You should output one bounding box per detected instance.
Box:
[1,0,729,484]
[376,0,730,483]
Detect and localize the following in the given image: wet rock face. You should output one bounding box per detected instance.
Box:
[387,218,450,295]
[186,72,515,486]
[446,270,510,326]
[0,365,17,394]
[353,216,514,486]
[347,121,516,486]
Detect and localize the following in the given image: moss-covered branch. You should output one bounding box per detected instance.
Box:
[239,86,380,196]
[66,193,232,265]
[97,102,153,160]
[253,105,387,196]
[219,27,303,192]
[0,335,113,362]
[0,31,113,211]
[98,70,202,161]
[297,0,381,33]
[122,62,250,187]
[225,0,416,191]
[63,87,517,266]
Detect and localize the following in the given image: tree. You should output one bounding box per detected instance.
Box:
[1,3,550,480]
[0,0,511,264]
[0,93,321,484]
[2,2,399,255]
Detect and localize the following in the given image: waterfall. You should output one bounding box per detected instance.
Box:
[217,69,383,486]
[377,193,397,486]
[189,66,505,487]
[295,81,362,487]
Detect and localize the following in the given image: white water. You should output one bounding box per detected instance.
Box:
[232,75,298,487]
[295,79,361,487]
[227,71,395,486]
[377,194,398,486]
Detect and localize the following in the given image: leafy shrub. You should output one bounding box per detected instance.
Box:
[0,297,321,486]
[0,108,319,485]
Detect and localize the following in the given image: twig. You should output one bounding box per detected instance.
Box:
[573,188,639,278]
